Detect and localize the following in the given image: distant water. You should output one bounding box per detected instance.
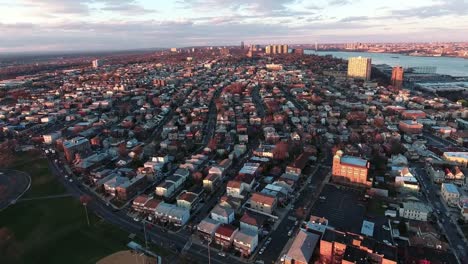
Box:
[305,50,468,77]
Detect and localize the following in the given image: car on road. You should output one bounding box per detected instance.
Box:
[319,196,326,200]
[383,240,392,246]
[382,225,390,231]
[218,252,226,257]
[258,247,265,255]
[69,179,73,182]
[288,229,293,236]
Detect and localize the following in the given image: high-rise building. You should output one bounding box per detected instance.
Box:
[293,48,304,55]
[92,59,101,68]
[391,66,404,89]
[265,44,288,55]
[241,41,244,49]
[347,56,372,80]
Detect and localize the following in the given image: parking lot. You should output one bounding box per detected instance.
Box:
[310,184,366,234]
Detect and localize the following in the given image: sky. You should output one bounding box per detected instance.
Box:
[0,0,467,52]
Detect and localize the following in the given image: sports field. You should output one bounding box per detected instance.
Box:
[0,152,130,264]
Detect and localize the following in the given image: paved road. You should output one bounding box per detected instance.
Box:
[256,163,329,264]
[423,131,467,151]
[0,169,31,211]
[47,158,244,264]
[18,193,73,202]
[412,166,468,264]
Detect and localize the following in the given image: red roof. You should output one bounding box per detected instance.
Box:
[215,224,237,238]
[144,199,161,210]
[240,212,265,227]
[133,195,149,205]
[250,192,276,206]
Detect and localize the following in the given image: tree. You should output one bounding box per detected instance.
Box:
[207,138,217,150]
[390,140,406,155]
[273,141,289,160]
[374,117,385,128]
[193,171,204,183]
[118,143,127,157]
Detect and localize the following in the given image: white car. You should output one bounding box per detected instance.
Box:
[218,252,226,257]
[69,179,73,182]
[382,225,390,231]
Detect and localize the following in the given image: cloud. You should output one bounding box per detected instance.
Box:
[393,0,468,18]
[17,0,157,16]
[179,0,297,15]
[19,0,91,15]
[0,18,384,52]
[339,16,369,22]
[328,0,353,6]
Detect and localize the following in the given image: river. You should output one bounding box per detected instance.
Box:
[304,50,468,77]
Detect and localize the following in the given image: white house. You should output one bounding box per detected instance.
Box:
[210,204,235,224]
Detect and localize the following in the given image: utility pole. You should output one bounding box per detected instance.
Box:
[207,239,212,264]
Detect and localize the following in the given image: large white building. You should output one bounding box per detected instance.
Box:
[347,56,372,81]
[399,201,432,221]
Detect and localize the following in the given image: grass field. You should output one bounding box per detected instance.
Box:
[0,151,136,264]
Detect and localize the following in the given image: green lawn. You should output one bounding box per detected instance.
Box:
[0,151,140,264]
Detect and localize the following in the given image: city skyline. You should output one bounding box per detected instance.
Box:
[1,0,468,52]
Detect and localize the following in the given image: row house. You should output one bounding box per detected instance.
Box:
[249,192,277,215]
[154,202,190,226]
[214,224,238,249]
[210,204,235,224]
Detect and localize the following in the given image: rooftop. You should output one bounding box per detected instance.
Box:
[285,230,320,264]
[340,155,368,167]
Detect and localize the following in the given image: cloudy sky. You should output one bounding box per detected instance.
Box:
[0,0,467,52]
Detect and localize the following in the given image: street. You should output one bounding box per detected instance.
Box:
[412,166,468,264]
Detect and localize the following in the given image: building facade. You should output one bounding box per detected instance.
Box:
[441,183,460,206]
[332,150,371,188]
[347,57,372,80]
[391,66,404,89]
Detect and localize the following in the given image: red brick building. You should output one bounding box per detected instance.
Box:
[401,110,426,120]
[332,150,371,188]
[391,66,404,89]
[320,229,397,264]
[399,120,423,134]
